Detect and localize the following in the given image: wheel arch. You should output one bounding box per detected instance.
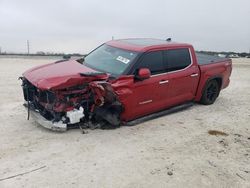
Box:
[198,75,223,105]
[201,75,223,98]
[203,75,223,92]
[195,75,223,102]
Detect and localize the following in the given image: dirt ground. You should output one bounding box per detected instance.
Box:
[0,56,249,188]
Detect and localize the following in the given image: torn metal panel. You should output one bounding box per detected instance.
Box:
[24,104,67,131]
[23,59,108,90]
[21,73,124,131]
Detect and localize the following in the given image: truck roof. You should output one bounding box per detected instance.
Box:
[106,38,191,52]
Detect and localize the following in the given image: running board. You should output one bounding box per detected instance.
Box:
[126,102,194,126]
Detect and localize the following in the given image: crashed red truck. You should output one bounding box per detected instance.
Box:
[20,39,232,131]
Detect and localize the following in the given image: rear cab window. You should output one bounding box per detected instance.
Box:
[164,48,192,72]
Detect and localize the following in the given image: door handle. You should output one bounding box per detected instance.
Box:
[159,80,169,84]
[190,73,199,77]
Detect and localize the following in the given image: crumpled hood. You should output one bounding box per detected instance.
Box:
[23,59,108,90]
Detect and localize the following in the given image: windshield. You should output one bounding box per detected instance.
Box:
[84,44,139,76]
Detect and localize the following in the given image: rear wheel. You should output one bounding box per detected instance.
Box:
[200,80,220,105]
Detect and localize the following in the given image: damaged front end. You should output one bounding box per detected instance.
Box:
[20,76,123,131]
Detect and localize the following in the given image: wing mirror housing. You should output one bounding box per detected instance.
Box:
[76,56,85,64]
[137,68,151,80]
[63,54,71,60]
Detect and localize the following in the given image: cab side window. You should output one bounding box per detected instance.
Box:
[135,51,165,75]
[165,49,191,72]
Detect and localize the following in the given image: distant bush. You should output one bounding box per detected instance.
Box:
[196,50,250,58]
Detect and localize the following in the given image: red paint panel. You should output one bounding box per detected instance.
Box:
[22,39,232,123]
[23,60,108,90]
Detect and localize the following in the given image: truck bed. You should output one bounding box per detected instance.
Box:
[196,52,230,65]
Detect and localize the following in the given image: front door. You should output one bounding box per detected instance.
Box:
[128,50,169,120]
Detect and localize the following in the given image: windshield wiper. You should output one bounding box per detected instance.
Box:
[79,72,107,77]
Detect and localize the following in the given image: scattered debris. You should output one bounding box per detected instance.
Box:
[0,166,46,181]
[207,160,217,167]
[150,164,175,176]
[234,133,242,137]
[236,173,245,181]
[82,130,88,134]
[239,168,250,174]
[195,118,202,121]
[208,130,228,136]
[150,168,161,175]
[177,121,184,124]
[218,139,229,147]
[79,125,88,134]
[167,171,173,176]
[152,147,165,151]
[218,150,226,154]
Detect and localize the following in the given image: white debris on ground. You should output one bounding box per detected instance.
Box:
[0,57,249,188]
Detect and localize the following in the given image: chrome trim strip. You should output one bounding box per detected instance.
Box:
[190,73,199,77]
[159,80,169,84]
[139,100,153,105]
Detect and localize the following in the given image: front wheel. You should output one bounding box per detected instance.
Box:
[200,80,220,105]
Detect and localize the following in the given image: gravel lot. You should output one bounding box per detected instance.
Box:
[0,56,249,188]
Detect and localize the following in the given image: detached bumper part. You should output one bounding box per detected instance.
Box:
[28,108,67,132]
[66,107,84,124]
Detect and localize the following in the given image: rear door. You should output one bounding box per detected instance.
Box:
[163,48,199,106]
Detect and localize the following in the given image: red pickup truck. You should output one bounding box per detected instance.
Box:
[20,38,232,131]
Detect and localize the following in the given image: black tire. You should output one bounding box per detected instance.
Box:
[200,80,220,105]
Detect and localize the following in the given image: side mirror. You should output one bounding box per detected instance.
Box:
[76,56,85,64]
[63,54,71,60]
[137,68,151,80]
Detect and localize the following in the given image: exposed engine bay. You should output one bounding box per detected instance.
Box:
[20,75,123,131]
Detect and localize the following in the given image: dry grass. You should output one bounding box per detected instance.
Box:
[208,130,229,136]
